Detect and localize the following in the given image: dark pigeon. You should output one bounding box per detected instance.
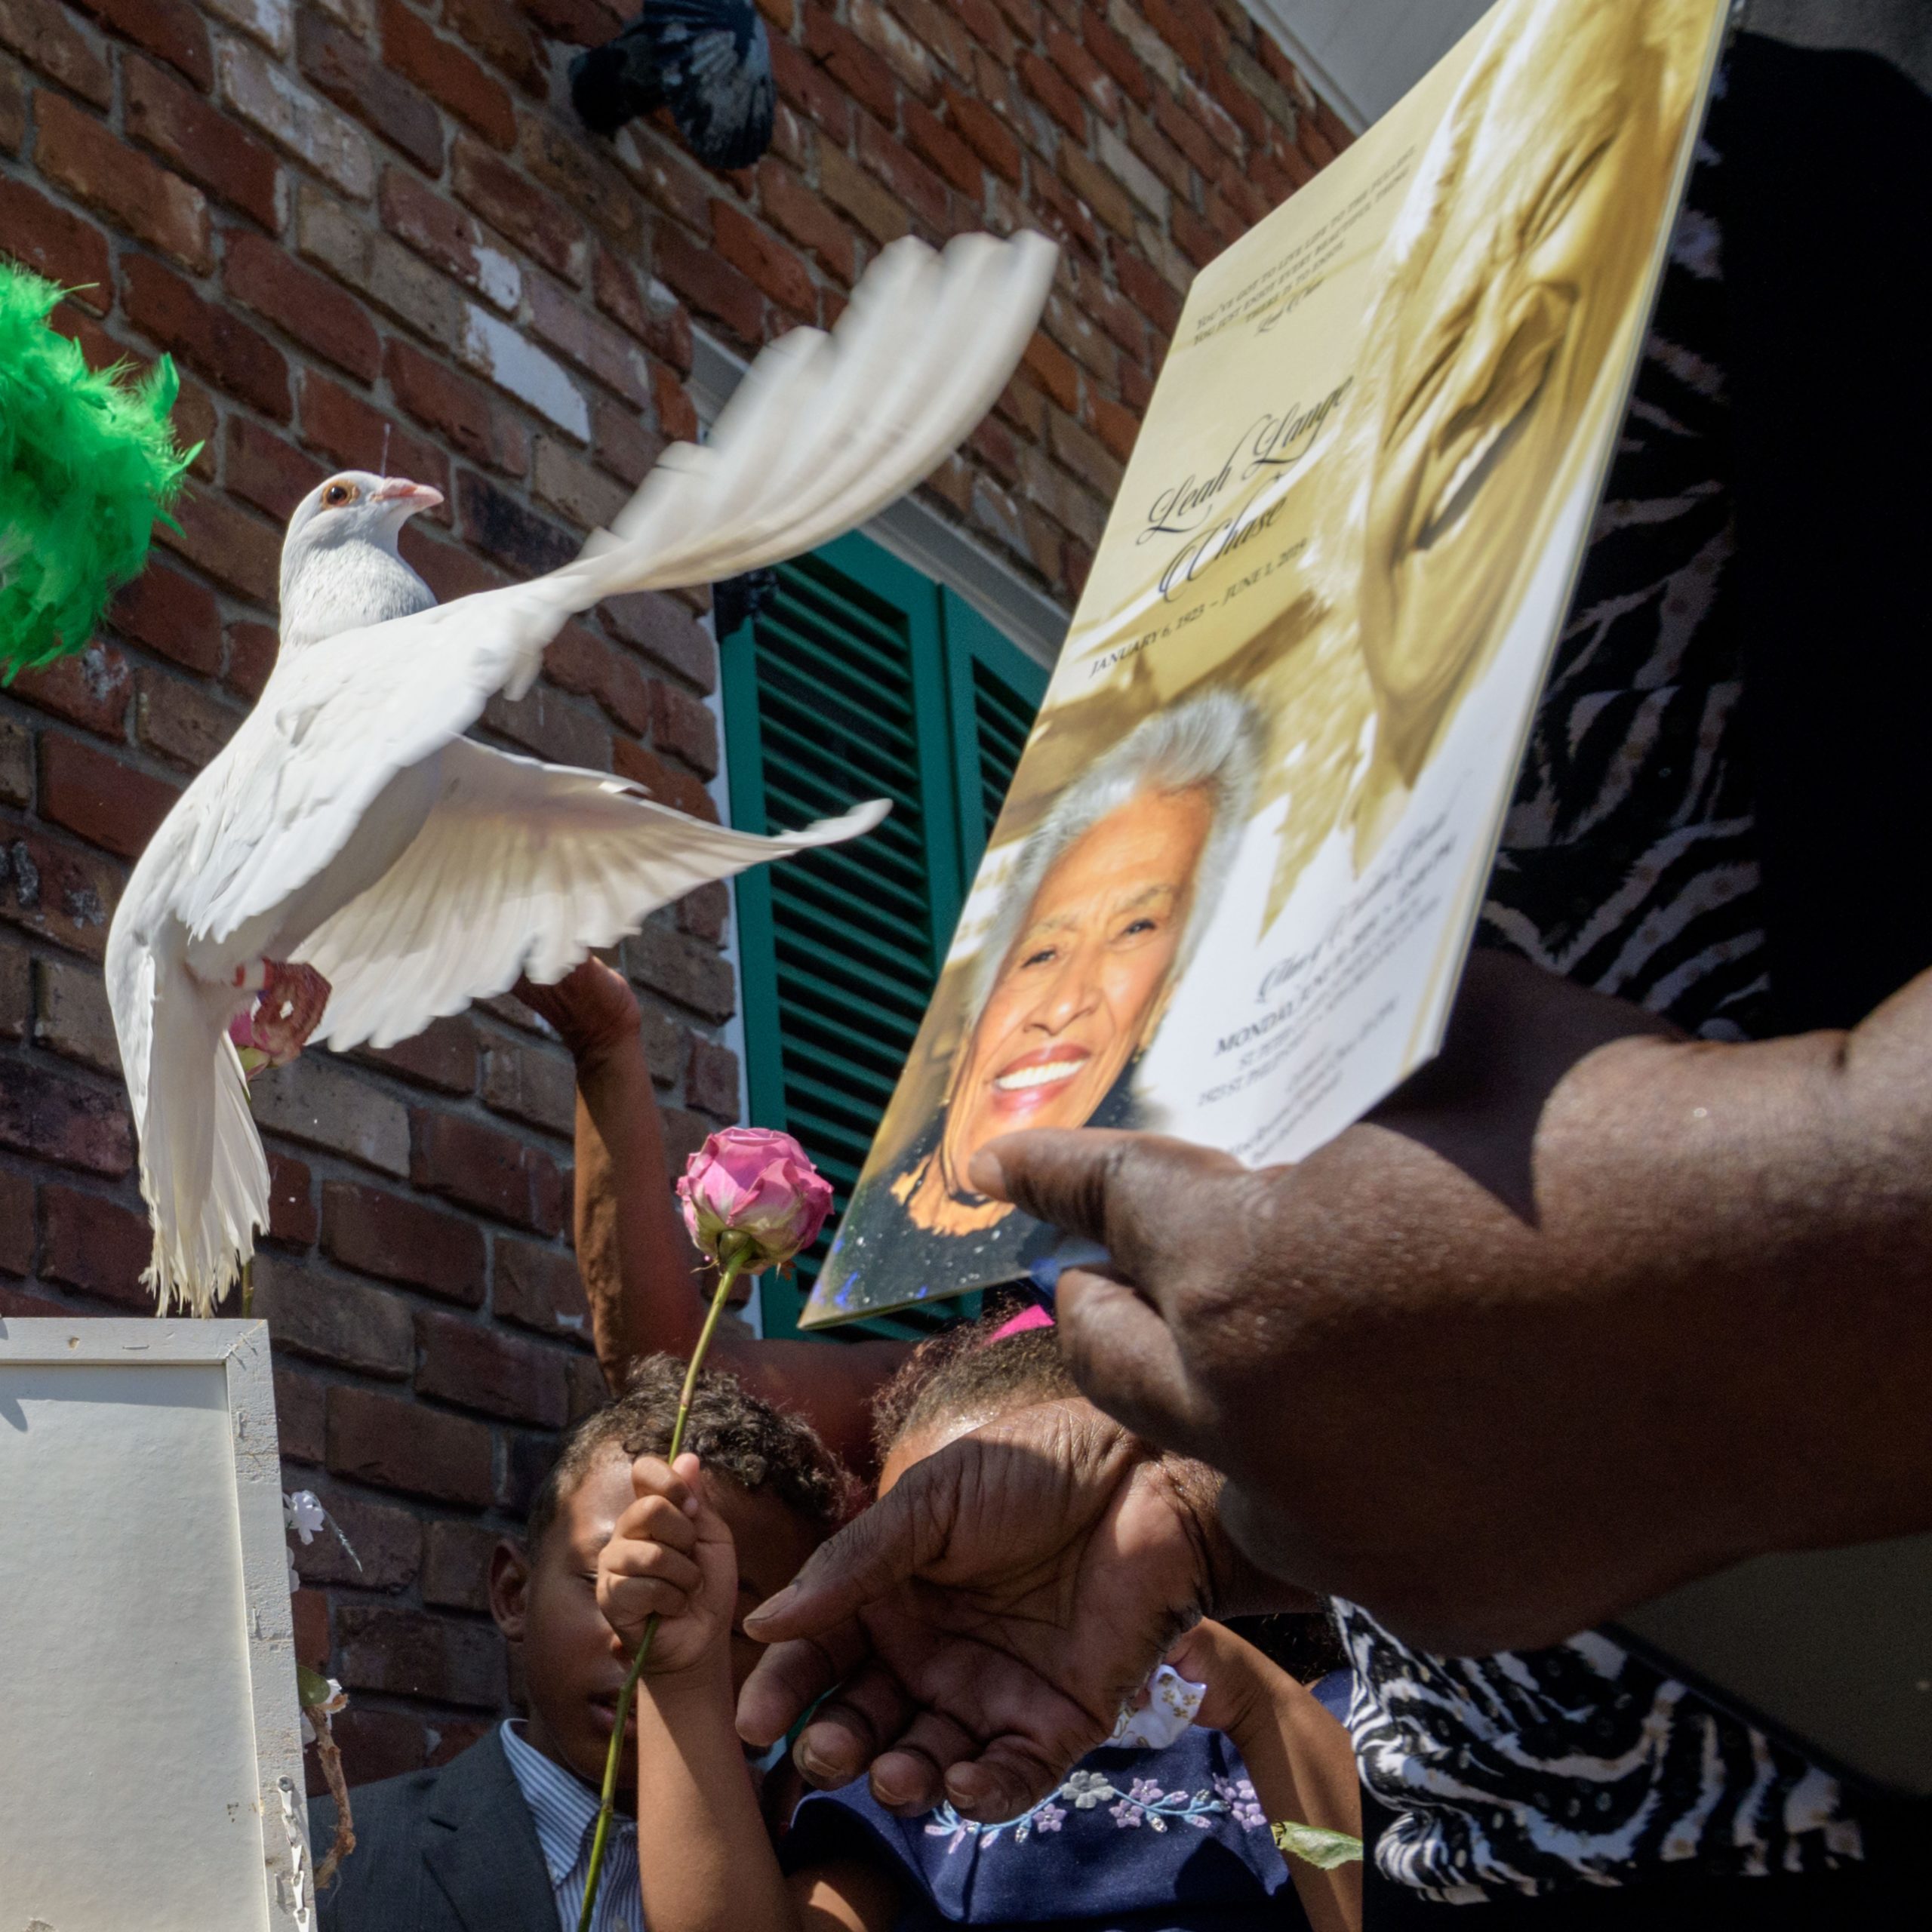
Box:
[712,567,779,640]
[571,0,776,172]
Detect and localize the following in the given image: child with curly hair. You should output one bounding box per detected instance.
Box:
[312,1355,852,1930]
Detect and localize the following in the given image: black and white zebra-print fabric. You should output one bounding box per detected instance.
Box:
[1477,130,1764,1038]
[1337,1611,1860,1901]
[1336,88,1866,1903]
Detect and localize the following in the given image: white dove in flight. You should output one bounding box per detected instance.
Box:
[106,229,1057,1314]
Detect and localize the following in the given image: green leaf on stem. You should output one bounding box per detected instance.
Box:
[1270,1821,1364,1869]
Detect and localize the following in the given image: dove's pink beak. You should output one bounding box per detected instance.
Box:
[372,478,443,515]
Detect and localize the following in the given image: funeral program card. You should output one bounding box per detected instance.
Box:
[804,0,1732,1325]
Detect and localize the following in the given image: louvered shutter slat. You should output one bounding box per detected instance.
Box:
[769,842,932,928]
[756,617,918,728]
[974,658,1036,838]
[757,715,928,819]
[770,900,935,993]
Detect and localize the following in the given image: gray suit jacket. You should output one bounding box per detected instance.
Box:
[310,1730,558,1932]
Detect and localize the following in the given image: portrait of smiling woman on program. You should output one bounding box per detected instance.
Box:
[823,688,1262,1306]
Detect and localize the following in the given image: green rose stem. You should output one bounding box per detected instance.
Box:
[576,1229,754,1932]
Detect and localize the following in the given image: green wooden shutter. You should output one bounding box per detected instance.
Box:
[720,532,1051,1340]
[941,593,1050,878]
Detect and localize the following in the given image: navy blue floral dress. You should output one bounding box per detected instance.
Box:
[781,1730,1303,1931]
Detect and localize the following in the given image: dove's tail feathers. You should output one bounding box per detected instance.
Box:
[298,739,889,1054]
[122,940,270,1316]
[569,229,1057,607]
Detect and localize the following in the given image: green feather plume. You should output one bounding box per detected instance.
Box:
[0,261,198,678]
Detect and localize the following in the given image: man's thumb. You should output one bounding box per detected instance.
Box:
[743,1461,951,1640]
[971,1128,1244,1263]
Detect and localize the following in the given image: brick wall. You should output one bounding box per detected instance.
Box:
[0,0,1346,1790]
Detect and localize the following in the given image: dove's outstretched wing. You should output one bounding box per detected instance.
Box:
[580,229,1060,592]
[295,740,888,1051]
[169,229,1056,958]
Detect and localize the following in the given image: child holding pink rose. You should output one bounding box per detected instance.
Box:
[309,1354,850,1931]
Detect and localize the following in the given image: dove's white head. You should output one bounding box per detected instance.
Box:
[278,470,442,651]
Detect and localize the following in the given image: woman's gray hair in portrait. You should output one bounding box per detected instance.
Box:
[968,687,1265,1020]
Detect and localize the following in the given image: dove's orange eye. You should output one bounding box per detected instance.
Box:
[321,480,358,507]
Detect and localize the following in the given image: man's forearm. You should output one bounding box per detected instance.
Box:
[1523,961,1932,1555]
[1227,957,1932,1644]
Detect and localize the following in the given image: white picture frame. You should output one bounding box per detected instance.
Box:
[0,1317,312,1930]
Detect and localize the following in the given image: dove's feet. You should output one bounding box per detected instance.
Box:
[234,961,331,1074]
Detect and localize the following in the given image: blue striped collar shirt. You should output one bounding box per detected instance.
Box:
[497,1719,644,1932]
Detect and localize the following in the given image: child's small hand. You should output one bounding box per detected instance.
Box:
[1164,1618,1267,1737]
[597,1451,738,1679]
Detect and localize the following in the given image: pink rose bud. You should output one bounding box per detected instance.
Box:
[676,1127,833,1274]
